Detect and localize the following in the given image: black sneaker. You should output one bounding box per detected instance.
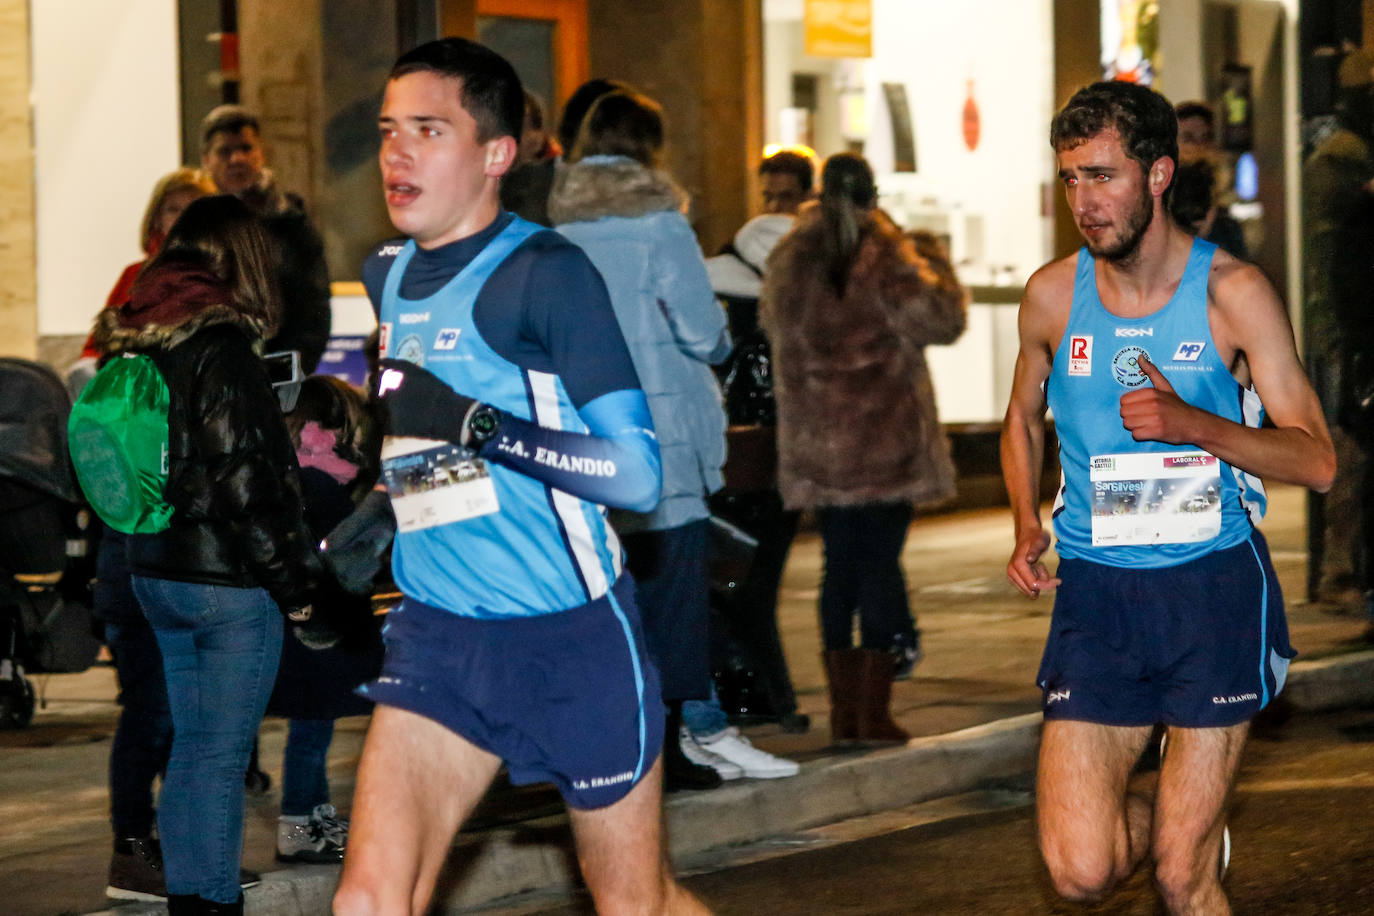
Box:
[244,767,272,796]
[276,804,348,864]
[890,643,923,681]
[107,837,167,901]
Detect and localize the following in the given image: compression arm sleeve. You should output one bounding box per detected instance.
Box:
[478,388,662,512]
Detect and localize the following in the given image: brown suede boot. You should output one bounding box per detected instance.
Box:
[855,649,910,744]
[822,649,865,744]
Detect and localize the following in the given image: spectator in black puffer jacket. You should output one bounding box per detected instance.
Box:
[92,194,321,916]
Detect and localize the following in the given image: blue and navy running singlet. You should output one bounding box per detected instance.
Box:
[370,214,653,617]
[1046,238,1267,569]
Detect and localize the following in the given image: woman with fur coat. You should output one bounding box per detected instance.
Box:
[549,91,734,791]
[761,153,966,745]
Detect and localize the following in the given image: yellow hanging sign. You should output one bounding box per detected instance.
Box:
[804,0,872,59]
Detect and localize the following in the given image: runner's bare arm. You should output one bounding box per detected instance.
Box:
[1118,260,1335,492]
[1001,262,1072,597]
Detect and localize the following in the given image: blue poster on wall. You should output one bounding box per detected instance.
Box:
[315,335,372,388]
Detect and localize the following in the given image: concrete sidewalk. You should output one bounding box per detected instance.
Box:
[3,485,1370,915]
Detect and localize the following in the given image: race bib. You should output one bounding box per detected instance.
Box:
[1088,451,1222,547]
[381,436,500,532]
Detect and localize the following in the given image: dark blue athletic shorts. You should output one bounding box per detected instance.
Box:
[1037,531,1296,728]
[358,573,664,810]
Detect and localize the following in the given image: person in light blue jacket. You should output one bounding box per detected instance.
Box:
[549,90,731,791]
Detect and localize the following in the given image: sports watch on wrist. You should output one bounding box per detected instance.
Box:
[463,404,501,449]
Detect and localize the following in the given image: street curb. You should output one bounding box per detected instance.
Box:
[92,652,1374,915]
[1281,649,1374,712]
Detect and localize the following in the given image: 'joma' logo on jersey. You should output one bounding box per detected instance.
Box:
[379,244,404,256]
[1115,327,1154,337]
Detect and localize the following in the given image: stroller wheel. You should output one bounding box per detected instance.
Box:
[0,673,35,729]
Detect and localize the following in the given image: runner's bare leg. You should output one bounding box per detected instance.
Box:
[1037,719,1154,902]
[568,756,710,915]
[333,705,502,916]
[1151,722,1248,915]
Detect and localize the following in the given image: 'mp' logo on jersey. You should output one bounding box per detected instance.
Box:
[1173,341,1206,362]
[1068,335,1093,376]
[434,328,462,351]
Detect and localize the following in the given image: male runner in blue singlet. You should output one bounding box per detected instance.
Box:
[1001,81,1335,915]
[332,38,707,916]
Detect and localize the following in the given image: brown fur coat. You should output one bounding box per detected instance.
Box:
[760,206,966,510]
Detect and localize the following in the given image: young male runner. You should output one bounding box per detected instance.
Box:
[1001,81,1335,915]
[332,38,706,916]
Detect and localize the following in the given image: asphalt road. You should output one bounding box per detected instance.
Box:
[511,708,1374,915]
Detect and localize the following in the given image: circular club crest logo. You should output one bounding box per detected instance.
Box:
[1112,346,1150,388]
[395,334,426,366]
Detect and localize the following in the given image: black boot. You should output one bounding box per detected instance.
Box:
[165,894,199,915]
[661,702,721,792]
[199,894,245,915]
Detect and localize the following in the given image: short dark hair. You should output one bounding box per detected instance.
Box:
[759,150,815,193]
[200,104,260,152]
[1174,100,1214,127]
[571,91,665,168]
[390,37,524,143]
[1051,81,1178,202]
[556,78,635,154]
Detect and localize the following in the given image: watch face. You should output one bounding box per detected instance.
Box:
[469,408,498,441]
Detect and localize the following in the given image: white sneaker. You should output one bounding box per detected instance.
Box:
[680,727,743,780]
[696,727,799,779]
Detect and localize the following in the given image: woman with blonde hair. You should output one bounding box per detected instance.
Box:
[79,169,217,363]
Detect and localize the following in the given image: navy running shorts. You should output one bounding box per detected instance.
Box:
[358,573,664,809]
[1037,531,1296,728]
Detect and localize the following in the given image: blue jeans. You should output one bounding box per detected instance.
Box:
[281,718,334,817]
[622,520,710,701]
[104,616,173,838]
[132,576,283,904]
[99,529,173,840]
[681,684,730,739]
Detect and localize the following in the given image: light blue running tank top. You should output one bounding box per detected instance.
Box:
[378,217,625,617]
[1046,239,1266,569]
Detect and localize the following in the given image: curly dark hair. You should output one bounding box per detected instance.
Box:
[1051,81,1178,204]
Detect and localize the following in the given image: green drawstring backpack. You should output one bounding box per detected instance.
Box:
[67,353,174,534]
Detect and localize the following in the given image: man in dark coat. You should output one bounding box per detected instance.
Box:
[201,105,332,373]
[1302,51,1374,609]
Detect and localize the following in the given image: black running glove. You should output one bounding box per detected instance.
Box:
[376,358,482,444]
[321,489,396,595]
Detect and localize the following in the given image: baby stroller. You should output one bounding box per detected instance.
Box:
[0,358,100,728]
